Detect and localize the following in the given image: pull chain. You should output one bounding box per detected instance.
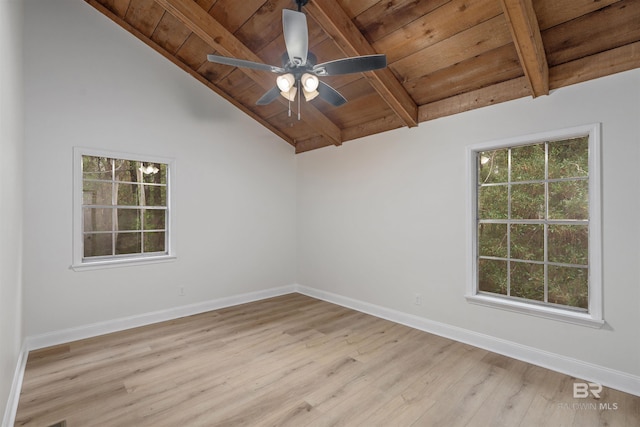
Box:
[297,80,301,121]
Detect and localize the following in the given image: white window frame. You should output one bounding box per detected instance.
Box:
[466,124,603,328]
[72,147,176,271]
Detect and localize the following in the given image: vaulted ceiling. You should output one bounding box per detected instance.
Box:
[87,0,640,153]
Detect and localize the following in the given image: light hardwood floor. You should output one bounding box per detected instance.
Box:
[14,294,640,426]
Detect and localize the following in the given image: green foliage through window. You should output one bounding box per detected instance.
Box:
[476,136,589,310]
[82,155,168,259]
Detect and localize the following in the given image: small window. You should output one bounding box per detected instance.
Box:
[466,125,602,327]
[73,148,175,270]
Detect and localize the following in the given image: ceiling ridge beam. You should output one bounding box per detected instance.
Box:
[305,1,419,128]
[154,0,342,146]
[500,0,549,97]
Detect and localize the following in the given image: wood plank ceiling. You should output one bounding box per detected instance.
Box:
[86,0,640,153]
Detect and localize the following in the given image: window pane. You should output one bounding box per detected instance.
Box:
[474,132,594,315]
[115,183,140,206]
[142,185,167,207]
[141,163,167,184]
[478,185,508,219]
[479,259,507,295]
[510,224,544,261]
[79,151,172,265]
[549,225,588,265]
[82,156,112,181]
[84,233,112,257]
[548,266,588,309]
[144,232,166,253]
[548,180,588,220]
[143,209,166,231]
[510,262,544,302]
[83,208,113,232]
[511,143,545,182]
[115,232,142,255]
[478,149,508,184]
[117,209,141,231]
[549,137,588,179]
[114,159,140,183]
[511,183,545,219]
[83,181,112,205]
[478,223,507,258]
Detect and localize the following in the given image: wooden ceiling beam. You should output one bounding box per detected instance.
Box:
[342,114,405,143]
[305,1,419,128]
[419,77,531,122]
[295,135,336,154]
[500,0,549,97]
[153,0,342,146]
[550,40,640,89]
[417,40,640,124]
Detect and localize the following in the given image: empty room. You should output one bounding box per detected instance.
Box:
[1,0,640,425]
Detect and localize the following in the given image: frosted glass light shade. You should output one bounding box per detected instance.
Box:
[276,74,295,92]
[301,73,319,92]
[303,89,319,101]
[280,86,297,101]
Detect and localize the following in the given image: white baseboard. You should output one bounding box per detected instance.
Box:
[2,341,28,427]
[26,285,296,351]
[295,284,640,397]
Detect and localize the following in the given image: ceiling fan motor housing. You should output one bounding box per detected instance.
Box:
[281,52,317,75]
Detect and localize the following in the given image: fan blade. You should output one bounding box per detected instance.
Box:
[282,9,308,67]
[312,54,387,76]
[207,54,285,74]
[256,86,281,105]
[317,81,347,107]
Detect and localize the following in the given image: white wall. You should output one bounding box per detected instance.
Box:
[0,0,24,421]
[15,0,640,401]
[298,69,640,377]
[22,0,297,336]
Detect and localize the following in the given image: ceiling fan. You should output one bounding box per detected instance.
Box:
[206,0,387,117]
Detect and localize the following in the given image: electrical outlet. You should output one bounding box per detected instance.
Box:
[179,286,185,296]
[414,293,422,306]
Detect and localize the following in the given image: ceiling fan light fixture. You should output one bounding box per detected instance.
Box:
[301,73,319,92]
[276,73,295,92]
[206,5,387,110]
[280,86,297,101]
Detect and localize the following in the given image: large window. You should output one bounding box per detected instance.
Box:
[467,125,602,327]
[73,148,175,269]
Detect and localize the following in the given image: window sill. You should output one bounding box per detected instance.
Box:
[465,294,604,328]
[71,255,177,271]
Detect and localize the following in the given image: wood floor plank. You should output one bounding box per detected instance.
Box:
[14,293,640,426]
[467,358,537,426]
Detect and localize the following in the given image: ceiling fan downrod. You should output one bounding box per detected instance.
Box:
[294,0,309,12]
